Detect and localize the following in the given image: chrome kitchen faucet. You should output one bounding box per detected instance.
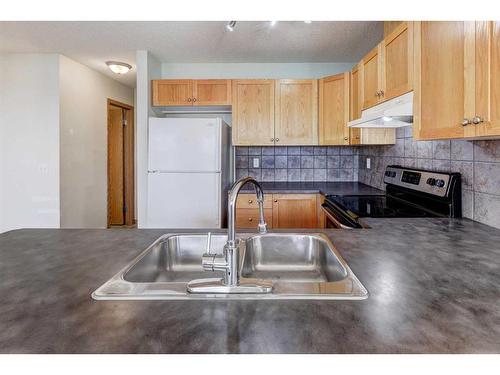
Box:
[187,177,272,294]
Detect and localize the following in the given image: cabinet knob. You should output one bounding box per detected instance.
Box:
[248,199,253,204]
[274,199,278,203]
[275,138,280,142]
[461,118,472,126]
[472,116,484,125]
[271,138,275,142]
[193,98,197,102]
[375,92,379,97]
[187,98,192,102]
[248,218,253,222]
[344,137,349,141]
[379,90,384,97]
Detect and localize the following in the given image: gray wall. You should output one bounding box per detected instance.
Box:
[358,125,500,229]
[235,146,359,182]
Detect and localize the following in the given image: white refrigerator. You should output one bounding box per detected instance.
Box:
[146,117,232,228]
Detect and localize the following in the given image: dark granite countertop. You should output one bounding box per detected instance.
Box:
[240,181,384,196]
[1,218,500,353]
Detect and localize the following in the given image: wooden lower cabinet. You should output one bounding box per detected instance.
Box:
[235,193,320,229]
[272,194,318,229]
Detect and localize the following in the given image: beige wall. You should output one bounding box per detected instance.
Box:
[59,55,134,228]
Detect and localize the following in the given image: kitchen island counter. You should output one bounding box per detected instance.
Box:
[1,218,500,353]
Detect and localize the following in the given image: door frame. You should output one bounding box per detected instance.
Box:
[107,99,135,227]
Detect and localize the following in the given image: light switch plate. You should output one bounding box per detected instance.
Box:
[366,158,371,169]
[253,158,260,168]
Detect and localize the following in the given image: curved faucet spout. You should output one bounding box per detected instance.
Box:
[227,177,267,248]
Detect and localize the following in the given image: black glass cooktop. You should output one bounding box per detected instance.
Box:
[326,194,443,218]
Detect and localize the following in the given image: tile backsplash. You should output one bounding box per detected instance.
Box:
[235,146,359,182]
[358,125,500,229]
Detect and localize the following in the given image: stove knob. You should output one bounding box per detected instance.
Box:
[436,179,445,188]
[391,171,397,177]
[426,178,436,186]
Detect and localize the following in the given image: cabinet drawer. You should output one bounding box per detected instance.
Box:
[235,209,273,229]
[236,194,273,209]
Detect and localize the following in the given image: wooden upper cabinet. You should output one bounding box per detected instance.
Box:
[474,21,500,137]
[275,79,318,145]
[413,22,475,140]
[382,21,414,101]
[349,65,362,145]
[152,79,231,106]
[361,45,382,109]
[193,80,231,106]
[319,73,350,145]
[152,80,193,106]
[272,194,318,229]
[232,80,275,145]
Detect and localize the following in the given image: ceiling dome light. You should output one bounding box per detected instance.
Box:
[226,21,236,32]
[106,61,132,75]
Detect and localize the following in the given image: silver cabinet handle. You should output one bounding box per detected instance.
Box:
[461,118,471,126]
[472,116,484,125]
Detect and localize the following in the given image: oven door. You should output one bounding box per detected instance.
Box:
[321,201,363,229]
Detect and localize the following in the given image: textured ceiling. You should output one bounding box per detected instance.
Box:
[0,21,383,87]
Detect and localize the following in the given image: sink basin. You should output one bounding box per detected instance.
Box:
[93,232,368,300]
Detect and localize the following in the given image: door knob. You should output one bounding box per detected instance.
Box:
[472,116,484,125]
[461,118,471,126]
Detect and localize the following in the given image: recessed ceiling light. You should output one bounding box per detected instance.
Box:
[270,21,278,27]
[106,61,132,75]
[304,20,312,24]
[226,21,236,32]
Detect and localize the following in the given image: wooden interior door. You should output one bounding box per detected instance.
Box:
[361,45,381,109]
[319,73,349,145]
[382,21,414,101]
[193,80,231,105]
[232,80,275,145]
[413,21,476,140]
[107,100,134,227]
[152,80,193,106]
[275,79,318,145]
[272,194,318,229]
[474,21,500,137]
[108,104,125,225]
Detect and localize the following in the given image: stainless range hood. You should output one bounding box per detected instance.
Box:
[348,91,413,128]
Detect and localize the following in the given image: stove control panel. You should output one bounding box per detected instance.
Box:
[383,166,452,197]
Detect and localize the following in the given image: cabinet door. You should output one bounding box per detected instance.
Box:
[361,45,382,109]
[152,80,193,106]
[232,80,275,145]
[413,21,476,140]
[382,21,414,101]
[349,65,362,145]
[193,80,231,106]
[474,21,500,137]
[319,73,350,145]
[275,79,318,145]
[272,194,318,229]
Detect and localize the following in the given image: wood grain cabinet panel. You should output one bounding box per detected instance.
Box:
[275,79,318,145]
[232,80,275,145]
[474,21,500,137]
[382,21,414,101]
[319,73,350,145]
[235,209,273,229]
[413,21,476,140]
[272,194,318,229]
[152,80,193,106]
[193,80,231,106]
[361,45,381,110]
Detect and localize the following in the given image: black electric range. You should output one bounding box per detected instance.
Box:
[322,165,462,228]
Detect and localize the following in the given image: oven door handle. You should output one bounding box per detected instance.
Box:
[321,205,354,230]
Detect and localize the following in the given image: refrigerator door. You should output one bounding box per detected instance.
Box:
[147,172,221,228]
[149,117,221,172]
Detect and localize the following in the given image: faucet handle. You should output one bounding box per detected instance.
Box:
[205,232,212,254]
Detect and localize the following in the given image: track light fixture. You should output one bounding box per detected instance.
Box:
[226,21,236,31]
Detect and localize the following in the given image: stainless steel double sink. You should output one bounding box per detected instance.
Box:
[92,233,368,300]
